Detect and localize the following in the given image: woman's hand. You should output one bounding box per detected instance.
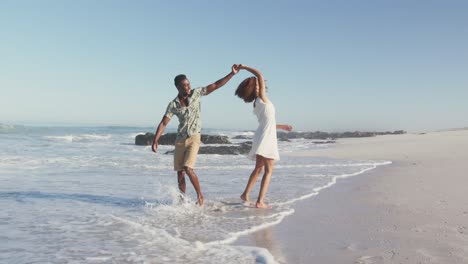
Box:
[278,124,293,132]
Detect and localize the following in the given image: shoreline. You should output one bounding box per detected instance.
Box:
[235,130,468,263]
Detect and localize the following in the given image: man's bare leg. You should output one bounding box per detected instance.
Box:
[184,166,204,206]
[256,158,274,209]
[177,171,186,202]
[240,155,264,203]
[177,171,186,193]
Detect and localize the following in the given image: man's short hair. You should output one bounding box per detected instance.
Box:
[174,74,187,87]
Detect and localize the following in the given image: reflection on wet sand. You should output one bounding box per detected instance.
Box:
[252,227,287,263]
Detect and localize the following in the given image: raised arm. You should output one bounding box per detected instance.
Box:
[151,116,171,153]
[239,64,267,103]
[205,64,240,95]
[277,124,293,132]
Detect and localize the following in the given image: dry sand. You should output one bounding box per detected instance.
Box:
[237,130,468,263]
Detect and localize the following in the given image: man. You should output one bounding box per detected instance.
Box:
[152,64,239,206]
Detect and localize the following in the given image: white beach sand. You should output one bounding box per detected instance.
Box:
[236,130,468,263]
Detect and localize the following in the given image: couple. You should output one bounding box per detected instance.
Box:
[151,64,292,208]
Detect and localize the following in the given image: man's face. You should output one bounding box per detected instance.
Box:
[177,79,191,97]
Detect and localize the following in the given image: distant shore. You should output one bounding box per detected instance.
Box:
[134,130,407,155]
[236,130,468,263]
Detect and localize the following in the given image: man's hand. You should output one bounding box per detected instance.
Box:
[151,142,158,153]
[232,64,240,75]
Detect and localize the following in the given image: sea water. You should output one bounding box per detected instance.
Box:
[0,125,390,263]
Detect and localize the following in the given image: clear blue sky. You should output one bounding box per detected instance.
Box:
[1,0,467,132]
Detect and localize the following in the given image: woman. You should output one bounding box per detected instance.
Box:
[235,64,293,209]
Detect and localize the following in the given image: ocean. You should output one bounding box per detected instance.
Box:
[0,125,390,263]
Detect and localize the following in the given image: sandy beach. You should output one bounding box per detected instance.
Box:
[237,130,468,263]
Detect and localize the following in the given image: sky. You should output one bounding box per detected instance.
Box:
[1,0,467,132]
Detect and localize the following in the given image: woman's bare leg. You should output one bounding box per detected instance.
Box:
[240,155,264,203]
[256,158,274,209]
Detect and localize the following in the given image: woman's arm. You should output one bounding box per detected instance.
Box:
[277,124,293,132]
[239,64,268,103]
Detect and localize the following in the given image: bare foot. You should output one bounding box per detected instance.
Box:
[178,193,186,204]
[240,193,253,206]
[240,193,249,202]
[256,202,272,209]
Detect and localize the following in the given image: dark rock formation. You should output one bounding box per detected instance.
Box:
[165,142,252,155]
[277,130,406,140]
[199,141,251,155]
[135,133,231,146]
[233,135,252,139]
[201,135,231,144]
[135,133,155,146]
[136,130,406,157]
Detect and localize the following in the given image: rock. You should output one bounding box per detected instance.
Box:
[233,135,252,139]
[158,133,177,145]
[135,133,155,146]
[135,133,231,146]
[165,142,252,155]
[276,130,406,140]
[199,141,251,155]
[277,131,333,140]
[136,130,406,147]
[201,135,231,144]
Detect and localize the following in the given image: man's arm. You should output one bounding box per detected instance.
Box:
[204,64,240,95]
[152,116,171,153]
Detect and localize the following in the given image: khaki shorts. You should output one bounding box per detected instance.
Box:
[174,134,201,171]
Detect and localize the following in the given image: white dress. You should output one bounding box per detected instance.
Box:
[248,98,280,160]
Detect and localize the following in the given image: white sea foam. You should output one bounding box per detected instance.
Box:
[44,133,112,142]
[205,209,295,246]
[44,134,74,142]
[0,123,17,133]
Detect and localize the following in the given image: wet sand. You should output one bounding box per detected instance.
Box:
[236,130,468,263]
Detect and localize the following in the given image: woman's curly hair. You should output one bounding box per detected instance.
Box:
[235,77,257,103]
